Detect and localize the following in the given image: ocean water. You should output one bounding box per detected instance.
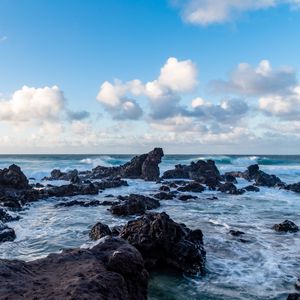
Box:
[0,154,300,300]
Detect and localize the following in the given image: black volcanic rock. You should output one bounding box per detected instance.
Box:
[273,220,299,233]
[177,182,205,193]
[89,222,112,240]
[110,194,160,216]
[218,182,245,195]
[153,192,175,200]
[0,164,29,190]
[287,294,300,300]
[178,194,197,201]
[0,221,16,243]
[0,237,148,300]
[46,183,99,197]
[119,212,206,275]
[285,182,300,193]
[0,208,19,222]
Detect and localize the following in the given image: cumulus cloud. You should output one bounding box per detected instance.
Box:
[96,57,197,120]
[0,85,65,123]
[211,60,297,96]
[172,0,300,26]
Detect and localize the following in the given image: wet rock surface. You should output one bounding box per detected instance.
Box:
[89,222,112,240]
[110,194,160,216]
[0,237,148,300]
[287,294,300,300]
[273,220,299,233]
[0,221,16,243]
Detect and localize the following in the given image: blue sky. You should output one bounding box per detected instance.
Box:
[0,0,300,154]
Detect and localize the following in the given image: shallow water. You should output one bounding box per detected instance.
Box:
[0,154,300,300]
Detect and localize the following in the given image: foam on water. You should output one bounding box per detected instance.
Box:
[0,154,300,299]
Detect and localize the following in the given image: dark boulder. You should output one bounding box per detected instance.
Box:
[89,222,112,240]
[224,174,237,184]
[55,199,103,208]
[177,182,205,193]
[243,185,260,192]
[178,194,197,201]
[228,230,245,237]
[285,182,300,193]
[287,294,300,300]
[273,220,299,233]
[218,182,245,195]
[0,164,29,189]
[94,178,128,190]
[153,192,175,200]
[159,185,170,192]
[0,237,148,300]
[0,208,19,222]
[163,160,221,189]
[46,183,98,197]
[0,222,16,243]
[110,194,160,216]
[119,212,206,275]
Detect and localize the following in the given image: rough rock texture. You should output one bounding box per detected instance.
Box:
[89,222,112,240]
[287,294,300,300]
[218,182,245,195]
[177,182,205,193]
[43,169,79,181]
[46,183,99,197]
[0,208,19,222]
[55,199,104,208]
[119,212,206,275]
[0,221,16,243]
[285,182,300,193]
[153,192,175,200]
[110,194,160,216]
[178,194,197,201]
[0,237,148,300]
[162,160,221,189]
[0,164,29,190]
[273,220,299,232]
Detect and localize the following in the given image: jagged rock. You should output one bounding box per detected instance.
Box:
[0,164,29,190]
[90,148,164,181]
[46,183,98,197]
[119,212,206,275]
[110,194,160,216]
[163,160,221,188]
[55,200,102,208]
[178,194,197,201]
[177,182,205,193]
[0,237,148,300]
[287,294,300,300]
[0,208,19,222]
[285,182,300,193]
[43,169,79,181]
[153,192,175,200]
[218,182,245,195]
[224,174,237,184]
[0,221,16,243]
[273,220,299,233]
[89,222,112,240]
[94,178,128,190]
[159,185,170,192]
[243,185,260,192]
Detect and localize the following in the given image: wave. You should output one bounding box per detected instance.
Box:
[79,156,127,168]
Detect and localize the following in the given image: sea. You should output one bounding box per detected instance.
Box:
[0,154,299,300]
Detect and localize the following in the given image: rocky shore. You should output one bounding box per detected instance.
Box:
[0,148,299,299]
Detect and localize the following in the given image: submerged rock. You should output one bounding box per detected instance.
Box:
[287,294,300,300]
[55,199,103,208]
[0,221,16,243]
[153,192,175,200]
[218,182,245,195]
[285,182,300,193]
[178,194,197,201]
[0,237,148,300]
[273,220,299,233]
[177,182,205,193]
[119,212,206,275]
[0,208,19,222]
[110,194,160,216]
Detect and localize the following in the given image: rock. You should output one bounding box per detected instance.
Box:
[0,221,16,243]
[206,196,218,200]
[94,178,128,190]
[46,183,98,197]
[177,182,205,193]
[287,294,300,300]
[55,200,103,208]
[163,160,221,189]
[273,220,299,233]
[110,194,160,216]
[153,192,175,200]
[218,182,245,195]
[70,174,82,184]
[224,174,237,184]
[0,164,29,189]
[43,169,79,181]
[228,230,245,237]
[89,222,112,240]
[159,185,170,192]
[285,182,300,193]
[295,278,300,290]
[0,237,148,300]
[243,185,260,192]
[90,148,164,182]
[178,194,197,201]
[119,212,206,275]
[0,208,19,222]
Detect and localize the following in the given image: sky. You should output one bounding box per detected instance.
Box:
[0,0,300,154]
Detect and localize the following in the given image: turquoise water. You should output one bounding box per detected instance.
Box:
[0,154,299,300]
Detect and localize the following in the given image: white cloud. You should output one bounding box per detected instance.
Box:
[172,0,300,26]
[0,85,65,123]
[211,60,296,96]
[96,57,197,120]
